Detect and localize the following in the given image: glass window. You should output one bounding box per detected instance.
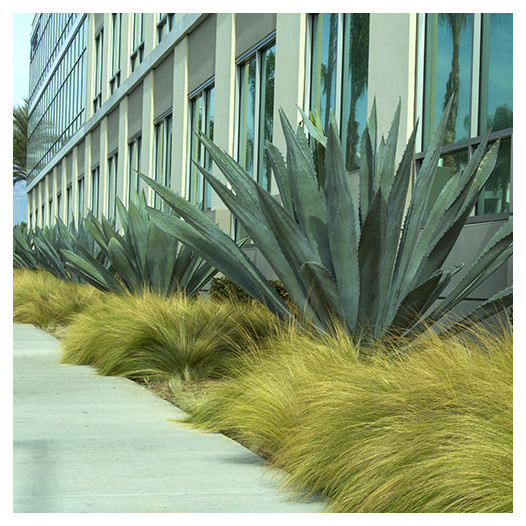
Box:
[477,138,511,215]
[131,13,144,71]
[128,136,141,205]
[110,13,121,94]
[66,184,72,225]
[94,26,103,111]
[154,114,173,209]
[420,13,512,216]
[479,14,513,135]
[309,14,370,171]
[91,165,100,218]
[157,13,175,42]
[188,87,214,209]
[423,14,473,149]
[235,41,275,239]
[78,175,84,219]
[48,199,53,225]
[237,43,275,191]
[57,192,62,221]
[107,153,118,218]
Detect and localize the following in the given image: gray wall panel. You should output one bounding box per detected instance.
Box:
[235,13,276,57]
[107,108,119,153]
[188,14,216,92]
[127,84,143,138]
[154,53,174,118]
[90,126,101,165]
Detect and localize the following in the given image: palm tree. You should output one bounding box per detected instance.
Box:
[13,98,29,185]
[439,14,466,165]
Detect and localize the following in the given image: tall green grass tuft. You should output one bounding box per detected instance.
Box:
[13,268,103,329]
[60,291,281,381]
[186,321,512,512]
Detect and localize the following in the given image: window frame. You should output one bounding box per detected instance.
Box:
[187,79,215,210]
[110,13,122,94]
[153,111,173,210]
[93,24,103,112]
[304,13,371,173]
[157,13,175,43]
[90,164,100,218]
[127,134,142,205]
[130,13,145,72]
[415,13,513,221]
[107,150,118,219]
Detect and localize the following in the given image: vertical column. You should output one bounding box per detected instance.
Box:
[144,13,157,57]
[84,133,92,219]
[117,97,129,214]
[120,14,131,82]
[85,15,95,121]
[100,116,108,215]
[101,14,111,105]
[51,166,58,224]
[141,71,155,204]
[170,36,189,196]
[273,14,307,193]
[61,157,68,221]
[368,14,417,158]
[44,175,50,227]
[72,146,79,225]
[211,14,236,232]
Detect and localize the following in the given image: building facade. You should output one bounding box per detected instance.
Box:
[26,13,513,306]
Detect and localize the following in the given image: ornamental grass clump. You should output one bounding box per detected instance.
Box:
[13,268,103,329]
[60,291,281,382]
[186,321,512,512]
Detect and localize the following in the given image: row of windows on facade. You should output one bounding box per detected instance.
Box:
[94,13,176,108]
[29,12,512,229]
[27,14,176,181]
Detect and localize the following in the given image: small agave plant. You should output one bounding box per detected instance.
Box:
[140,98,512,341]
[62,194,218,297]
[13,217,108,282]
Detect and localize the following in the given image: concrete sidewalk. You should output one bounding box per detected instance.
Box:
[13,324,325,513]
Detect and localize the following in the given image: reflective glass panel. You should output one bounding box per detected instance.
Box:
[341,13,369,171]
[258,45,275,192]
[423,14,474,149]
[310,14,338,132]
[477,138,511,215]
[238,57,256,177]
[479,14,513,134]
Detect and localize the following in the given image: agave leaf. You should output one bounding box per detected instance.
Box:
[378,99,401,200]
[297,105,328,148]
[390,264,463,334]
[266,141,294,215]
[323,115,360,330]
[413,141,500,289]
[194,161,305,301]
[136,179,289,315]
[358,188,387,330]
[299,261,343,328]
[107,237,140,293]
[62,248,123,293]
[359,124,374,224]
[439,285,513,337]
[413,218,513,334]
[279,109,332,273]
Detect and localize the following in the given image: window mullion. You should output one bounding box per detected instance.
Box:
[470,14,482,140]
[335,14,344,127]
[253,51,262,183]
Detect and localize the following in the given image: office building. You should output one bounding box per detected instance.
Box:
[25,13,513,303]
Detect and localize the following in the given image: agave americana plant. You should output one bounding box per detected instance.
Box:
[139,98,512,340]
[13,218,109,282]
[62,194,218,297]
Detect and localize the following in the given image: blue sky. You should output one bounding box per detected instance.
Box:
[12,13,34,225]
